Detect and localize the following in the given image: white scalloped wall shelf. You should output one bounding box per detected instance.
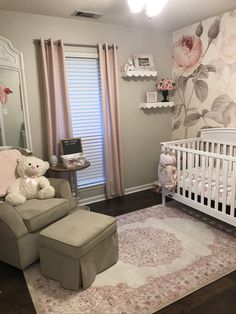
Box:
[140,101,174,109]
[121,70,157,78]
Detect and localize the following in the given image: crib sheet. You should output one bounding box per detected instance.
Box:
[179,167,234,205]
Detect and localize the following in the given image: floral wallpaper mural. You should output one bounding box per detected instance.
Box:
[172,9,236,139]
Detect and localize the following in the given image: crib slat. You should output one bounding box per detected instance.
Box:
[196,141,200,151]
[194,153,199,201]
[188,152,193,198]
[222,160,229,214]
[200,140,204,152]
[230,162,236,217]
[229,145,233,171]
[223,144,227,155]
[177,150,181,194]
[214,157,220,211]
[207,156,213,207]
[201,155,206,204]
[182,151,187,196]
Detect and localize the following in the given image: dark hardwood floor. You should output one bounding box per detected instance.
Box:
[1,189,236,314]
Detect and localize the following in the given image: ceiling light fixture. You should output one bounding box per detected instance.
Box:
[127,0,146,13]
[146,0,168,17]
[127,0,168,18]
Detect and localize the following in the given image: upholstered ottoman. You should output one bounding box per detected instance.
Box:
[39,210,118,291]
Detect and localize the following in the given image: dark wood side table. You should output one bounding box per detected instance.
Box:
[49,160,90,200]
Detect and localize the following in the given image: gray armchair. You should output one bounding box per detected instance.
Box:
[0,177,76,270]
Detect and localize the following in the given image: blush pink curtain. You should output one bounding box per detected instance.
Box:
[99,43,124,198]
[40,39,72,158]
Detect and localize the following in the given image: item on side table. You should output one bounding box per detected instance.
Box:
[49,155,58,167]
[5,155,55,206]
[61,153,86,169]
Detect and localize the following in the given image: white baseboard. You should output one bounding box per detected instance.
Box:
[125,183,153,195]
[79,194,106,206]
[79,183,153,205]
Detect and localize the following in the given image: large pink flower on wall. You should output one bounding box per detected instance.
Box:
[172,16,223,138]
[173,34,202,73]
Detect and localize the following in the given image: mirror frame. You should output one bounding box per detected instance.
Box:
[0,36,32,151]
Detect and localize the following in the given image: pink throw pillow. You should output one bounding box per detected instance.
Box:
[0,149,21,197]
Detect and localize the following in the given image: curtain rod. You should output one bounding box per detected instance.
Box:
[33,39,118,49]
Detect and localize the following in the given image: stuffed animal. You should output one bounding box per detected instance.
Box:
[5,155,55,206]
[157,150,177,191]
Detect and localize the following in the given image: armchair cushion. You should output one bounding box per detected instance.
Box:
[16,198,70,232]
[0,149,21,197]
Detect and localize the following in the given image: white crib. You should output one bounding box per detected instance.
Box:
[161,128,236,227]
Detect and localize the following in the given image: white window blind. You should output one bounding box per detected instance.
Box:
[65,53,105,188]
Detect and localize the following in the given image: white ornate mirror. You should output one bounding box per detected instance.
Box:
[0,36,32,150]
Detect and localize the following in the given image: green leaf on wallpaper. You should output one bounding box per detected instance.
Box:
[192,64,209,79]
[205,64,216,72]
[208,16,221,40]
[205,111,224,124]
[183,112,201,127]
[202,109,209,116]
[173,104,183,118]
[222,102,236,126]
[172,120,182,130]
[187,107,199,112]
[195,22,203,37]
[176,76,188,93]
[211,94,232,111]
[194,80,208,103]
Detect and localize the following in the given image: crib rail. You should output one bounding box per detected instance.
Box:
[161,138,236,157]
[161,141,236,226]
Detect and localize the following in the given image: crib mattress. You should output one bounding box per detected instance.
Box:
[179,167,235,205]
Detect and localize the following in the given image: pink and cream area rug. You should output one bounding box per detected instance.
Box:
[24,202,236,314]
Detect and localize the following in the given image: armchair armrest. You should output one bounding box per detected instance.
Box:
[48,178,77,211]
[0,202,28,238]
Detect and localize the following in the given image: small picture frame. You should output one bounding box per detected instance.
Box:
[61,137,83,155]
[133,54,155,70]
[146,92,157,103]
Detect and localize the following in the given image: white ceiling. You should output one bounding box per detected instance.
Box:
[0,0,235,30]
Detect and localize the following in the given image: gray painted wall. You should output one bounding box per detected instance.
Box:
[0,10,172,197]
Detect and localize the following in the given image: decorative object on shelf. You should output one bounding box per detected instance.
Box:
[156,78,175,102]
[124,57,135,72]
[0,81,13,105]
[161,90,169,102]
[146,92,157,103]
[140,101,174,109]
[49,155,58,167]
[121,54,157,78]
[133,54,155,70]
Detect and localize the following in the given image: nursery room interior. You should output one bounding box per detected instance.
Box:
[1,0,236,313]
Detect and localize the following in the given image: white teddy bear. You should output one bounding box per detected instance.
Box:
[5,155,55,206]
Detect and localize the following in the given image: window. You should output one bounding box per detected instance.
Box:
[65,52,105,188]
